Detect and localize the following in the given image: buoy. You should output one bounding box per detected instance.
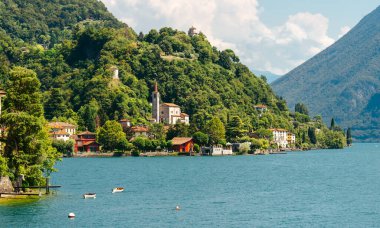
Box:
[175,205,181,211]
[68,213,75,219]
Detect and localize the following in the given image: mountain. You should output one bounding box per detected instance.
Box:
[251,70,281,83]
[271,6,380,142]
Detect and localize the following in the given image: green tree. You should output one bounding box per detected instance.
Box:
[132,137,146,152]
[255,128,273,140]
[330,118,335,130]
[52,139,74,156]
[226,116,245,141]
[150,123,166,141]
[78,98,100,132]
[205,117,225,145]
[97,120,128,151]
[166,123,190,140]
[346,128,353,145]
[193,131,209,146]
[295,103,309,116]
[44,88,68,120]
[308,127,317,144]
[1,67,59,185]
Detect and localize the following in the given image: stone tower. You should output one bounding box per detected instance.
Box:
[152,81,160,123]
[110,66,119,80]
[188,26,197,37]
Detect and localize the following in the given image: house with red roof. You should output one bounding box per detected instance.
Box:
[171,137,194,153]
[73,131,100,152]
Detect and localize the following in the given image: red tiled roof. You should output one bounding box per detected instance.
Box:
[51,130,69,136]
[131,126,149,132]
[162,103,179,107]
[180,113,189,117]
[48,122,76,128]
[171,137,193,145]
[269,128,288,132]
[254,104,267,108]
[77,131,96,136]
[82,141,99,146]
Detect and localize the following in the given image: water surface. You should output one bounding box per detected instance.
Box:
[1,144,380,227]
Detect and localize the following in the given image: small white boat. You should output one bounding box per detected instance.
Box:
[83,193,96,199]
[112,187,124,193]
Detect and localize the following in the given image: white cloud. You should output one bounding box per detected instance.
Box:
[101,0,336,75]
[338,26,351,38]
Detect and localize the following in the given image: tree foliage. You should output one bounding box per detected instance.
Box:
[97,120,129,151]
[0,67,60,185]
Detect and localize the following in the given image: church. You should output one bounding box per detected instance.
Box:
[152,82,189,125]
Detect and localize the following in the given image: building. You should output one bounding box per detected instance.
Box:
[188,26,198,37]
[201,143,233,156]
[131,126,149,138]
[51,130,70,141]
[287,133,296,145]
[119,119,131,132]
[152,82,160,123]
[74,131,100,152]
[110,66,119,80]
[270,129,296,149]
[151,82,189,125]
[48,122,77,136]
[171,137,194,153]
[254,104,268,113]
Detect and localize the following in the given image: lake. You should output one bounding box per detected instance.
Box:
[1,143,380,227]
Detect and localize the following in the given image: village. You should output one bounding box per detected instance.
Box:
[47,82,297,157]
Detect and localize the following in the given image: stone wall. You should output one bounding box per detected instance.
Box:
[0,176,14,193]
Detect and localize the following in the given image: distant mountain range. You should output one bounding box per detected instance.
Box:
[271,6,380,142]
[251,70,281,83]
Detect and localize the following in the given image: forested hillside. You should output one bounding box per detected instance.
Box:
[0,0,346,149]
[0,0,123,46]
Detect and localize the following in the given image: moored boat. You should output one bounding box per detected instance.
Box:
[83,193,96,199]
[112,187,124,193]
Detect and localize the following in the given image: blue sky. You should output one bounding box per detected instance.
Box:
[101,0,380,75]
[259,0,379,38]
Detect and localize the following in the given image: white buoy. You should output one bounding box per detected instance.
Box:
[68,213,75,219]
[175,205,181,211]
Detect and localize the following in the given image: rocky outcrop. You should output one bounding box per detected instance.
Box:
[0,176,14,193]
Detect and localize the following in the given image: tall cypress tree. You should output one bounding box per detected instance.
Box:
[346,128,353,145]
[308,127,317,144]
[330,118,336,130]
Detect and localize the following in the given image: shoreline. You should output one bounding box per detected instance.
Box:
[67,148,311,158]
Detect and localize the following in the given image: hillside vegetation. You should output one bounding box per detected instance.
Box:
[0,0,346,153]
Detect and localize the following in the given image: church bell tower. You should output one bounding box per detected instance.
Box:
[152,81,160,123]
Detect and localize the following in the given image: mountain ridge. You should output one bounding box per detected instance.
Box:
[271,5,380,142]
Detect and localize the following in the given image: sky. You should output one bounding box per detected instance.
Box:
[100,0,380,75]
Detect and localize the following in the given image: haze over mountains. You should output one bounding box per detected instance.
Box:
[271,6,380,142]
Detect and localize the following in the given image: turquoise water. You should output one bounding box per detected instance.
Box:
[1,144,380,227]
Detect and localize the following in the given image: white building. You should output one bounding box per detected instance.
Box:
[152,82,189,125]
[270,128,289,148]
[202,144,233,156]
[51,130,71,141]
[48,122,77,135]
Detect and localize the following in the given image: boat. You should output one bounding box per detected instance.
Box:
[83,193,96,199]
[112,187,124,193]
